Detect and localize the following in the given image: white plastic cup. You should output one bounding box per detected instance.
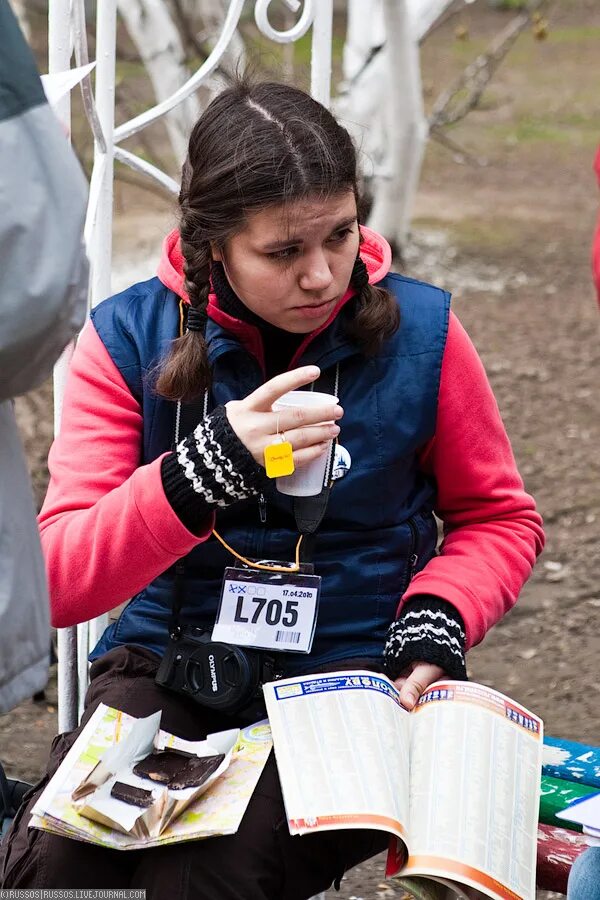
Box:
[271,390,339,497]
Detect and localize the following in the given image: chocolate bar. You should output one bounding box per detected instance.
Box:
[133,749,195,784]
[168,754,225,790]
[110,781,154,808]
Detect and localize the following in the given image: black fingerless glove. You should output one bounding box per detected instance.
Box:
[383,595,468,682]
[161,405,269,533]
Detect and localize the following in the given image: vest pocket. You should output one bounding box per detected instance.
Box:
[113,590,148,643]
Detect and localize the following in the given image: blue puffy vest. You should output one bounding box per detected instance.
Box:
[90,273,450,675]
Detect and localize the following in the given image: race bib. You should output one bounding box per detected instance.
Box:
[212,567,321,654]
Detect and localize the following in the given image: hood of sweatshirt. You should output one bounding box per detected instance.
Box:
[157,224,392,369]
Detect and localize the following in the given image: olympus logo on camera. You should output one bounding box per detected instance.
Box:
[208,653,218,692]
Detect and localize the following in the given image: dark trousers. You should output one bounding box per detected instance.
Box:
[0,646,387,899]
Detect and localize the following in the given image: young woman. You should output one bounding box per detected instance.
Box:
[1,80,544,898]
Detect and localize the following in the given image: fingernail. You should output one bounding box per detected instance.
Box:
[333,405,343,416]
[405,691,417,708]
[330,424,340,435]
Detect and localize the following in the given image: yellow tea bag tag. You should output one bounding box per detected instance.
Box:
[264,439,295,478]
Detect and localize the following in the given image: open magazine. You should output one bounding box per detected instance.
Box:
[30,703,272,850]
[263,672,543,900]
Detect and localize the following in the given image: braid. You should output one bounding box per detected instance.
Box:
[344,253,400,356]
[154,222,212,402]
[180,224,211,314]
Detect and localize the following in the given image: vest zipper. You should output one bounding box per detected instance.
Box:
[258,493,267,524]
[402,517,419,594]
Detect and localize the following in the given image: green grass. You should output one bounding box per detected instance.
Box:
[412,215,522,253]
[511,118,570,144]
[450,37,488,63]
[242,27,345,86]
[115,59,147,83]
[547,26,600,44]
[482,114,599,148]
[475,89,506,112]
[290,30,345,68]
[488,0,528,8]
[448,217,523,252]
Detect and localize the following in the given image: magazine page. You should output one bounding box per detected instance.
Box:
[263,670,410,840]
[30,704,273,849]
[393,681,543,900]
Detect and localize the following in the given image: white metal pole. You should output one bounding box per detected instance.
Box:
[384,0,427,247]
[49,0,80,735]
[90,2,117,309]
[84,1,118,664]
[310,0,333,107]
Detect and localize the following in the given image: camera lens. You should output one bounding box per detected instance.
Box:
[184,641,262,713]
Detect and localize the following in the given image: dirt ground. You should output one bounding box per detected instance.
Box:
[2,3,600,897]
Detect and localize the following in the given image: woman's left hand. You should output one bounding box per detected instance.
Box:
[392,661,446,711]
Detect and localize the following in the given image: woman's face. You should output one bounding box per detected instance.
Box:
[212,191,360,333]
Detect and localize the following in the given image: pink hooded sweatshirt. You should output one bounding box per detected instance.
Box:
[39,227,544,650]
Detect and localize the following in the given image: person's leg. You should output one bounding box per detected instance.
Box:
[132,752,284,900]
[0,728,138,888]
[1,645,220,888]
[132,751,388,900]
[3,647,387,896]
[567,847,600,900]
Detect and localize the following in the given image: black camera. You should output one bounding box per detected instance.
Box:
[155,625,277,717]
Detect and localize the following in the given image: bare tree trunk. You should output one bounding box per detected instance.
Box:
[337,0,450,252]
[117,0,200,166]
[335,0,386,190]
[429,0,550,129]
[194,0,246,80]
[367,0,428,253]
[337,0,534,252]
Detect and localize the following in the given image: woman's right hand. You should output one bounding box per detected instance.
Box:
[225,366,344,469]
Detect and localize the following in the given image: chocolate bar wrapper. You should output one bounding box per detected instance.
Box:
[71,710,161,801]
[72,715,237,838]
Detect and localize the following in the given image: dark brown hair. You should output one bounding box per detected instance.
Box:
[156,78,399,401]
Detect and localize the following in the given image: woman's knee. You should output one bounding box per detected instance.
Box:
[1,785,129,889]
[4,828,87,888]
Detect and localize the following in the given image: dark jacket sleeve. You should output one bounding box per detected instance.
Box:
[0,0,89,401]
[0,0,88,712]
